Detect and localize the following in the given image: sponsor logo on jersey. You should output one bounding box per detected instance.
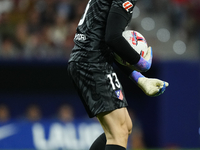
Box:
[122,1,133,12]
[115,90,123,100]
[74,33,86,41]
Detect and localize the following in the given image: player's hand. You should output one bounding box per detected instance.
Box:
[129,70,169,97]
[132,46,153,72]
[137,77,169,97]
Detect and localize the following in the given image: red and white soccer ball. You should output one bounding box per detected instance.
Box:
[123,30,148,57]
[114,30,148,66]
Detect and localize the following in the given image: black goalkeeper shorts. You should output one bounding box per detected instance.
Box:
[67,61,128,118]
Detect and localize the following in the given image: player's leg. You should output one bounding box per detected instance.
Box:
[68,61,131,149]
[97,107,132,149]
[89,107,132,150]
[89,133,106,150]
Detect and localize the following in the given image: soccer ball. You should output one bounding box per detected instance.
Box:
[114,30,148,66]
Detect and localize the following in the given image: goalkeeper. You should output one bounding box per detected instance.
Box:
[67,0,169,150]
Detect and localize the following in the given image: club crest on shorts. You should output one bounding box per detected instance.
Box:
[115,90,123,100]
[122,1,133,12]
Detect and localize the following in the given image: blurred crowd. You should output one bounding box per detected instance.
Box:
[139,0,200,52]
[168,0,200,43]
[0,0,200,60]
[0,0,88,60]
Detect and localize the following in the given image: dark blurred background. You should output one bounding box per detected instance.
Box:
[0,0,200,149]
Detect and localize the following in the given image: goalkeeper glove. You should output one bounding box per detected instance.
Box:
[128,47,153,72]
[129,70,169,97]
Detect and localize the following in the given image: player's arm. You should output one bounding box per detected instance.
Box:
[115,61,169,97]
[105,6,152,72]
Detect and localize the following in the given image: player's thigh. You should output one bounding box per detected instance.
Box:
[97,107,132,138]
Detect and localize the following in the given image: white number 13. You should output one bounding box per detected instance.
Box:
[107,73,121,90]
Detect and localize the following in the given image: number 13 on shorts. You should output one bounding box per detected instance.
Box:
[107,73,121,90]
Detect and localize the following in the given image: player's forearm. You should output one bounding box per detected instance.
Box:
[129,70,144,84]
[105,8,140,65]
[105,10,152,72]
[106,36,140,65]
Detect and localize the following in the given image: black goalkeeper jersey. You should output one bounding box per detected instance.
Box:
[68,0,137,63]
